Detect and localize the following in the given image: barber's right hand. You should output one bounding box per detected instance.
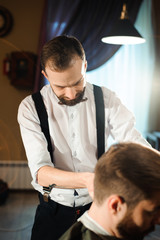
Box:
[84,172,95,199]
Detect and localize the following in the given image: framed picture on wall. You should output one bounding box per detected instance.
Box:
[10,51,37,88]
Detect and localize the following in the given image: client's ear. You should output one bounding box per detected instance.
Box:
[108,195,127,217]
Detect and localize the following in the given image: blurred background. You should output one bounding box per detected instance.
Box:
[0,0,160,239]
[0,0,160,190]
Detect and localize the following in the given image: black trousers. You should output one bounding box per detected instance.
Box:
[31,193,92,240]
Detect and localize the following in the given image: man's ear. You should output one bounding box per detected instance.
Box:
[108,195,127,216]
[41,70,48,79]
[85,60,87,72]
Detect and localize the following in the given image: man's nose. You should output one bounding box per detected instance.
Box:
[65,87,77,100]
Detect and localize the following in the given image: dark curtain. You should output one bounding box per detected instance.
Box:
[34,0,143,92]
[152,0,160,65]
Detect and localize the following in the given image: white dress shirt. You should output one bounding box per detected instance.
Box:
[17,82,150,207]
[78,211,110,236]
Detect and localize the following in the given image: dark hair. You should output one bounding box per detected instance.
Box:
[94,143,160,208]
[40,35,85,72]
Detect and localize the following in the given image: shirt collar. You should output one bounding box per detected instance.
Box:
[78,211,110,236]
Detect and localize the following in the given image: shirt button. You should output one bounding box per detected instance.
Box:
[72,133,75,138]
[71,113,74,119]
[73,151,77,157]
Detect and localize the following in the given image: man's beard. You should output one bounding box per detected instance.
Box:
[116,211,155,240]
[58,88,87,106]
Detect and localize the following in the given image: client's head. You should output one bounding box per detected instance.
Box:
[93,143,160,240]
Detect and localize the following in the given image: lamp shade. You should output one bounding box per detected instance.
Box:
[102,18,146,45]
[102,2,145,45]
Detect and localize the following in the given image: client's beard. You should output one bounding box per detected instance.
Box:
[116,211,155,240]
[58,88,87,106]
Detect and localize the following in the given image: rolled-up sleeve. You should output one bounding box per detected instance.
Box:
[17,96,54,184]
[103,87,151,147]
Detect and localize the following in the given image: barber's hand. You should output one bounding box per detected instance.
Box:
[84,172,95,199]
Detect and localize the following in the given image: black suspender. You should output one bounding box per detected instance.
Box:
[32,84,105,161]
[93,84,105,159]
[32,92,54,163]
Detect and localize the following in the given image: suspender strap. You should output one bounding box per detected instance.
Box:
[32,85,105,162]
[32,92,54,163]
[93,84,105,159]
[32,86,105,200]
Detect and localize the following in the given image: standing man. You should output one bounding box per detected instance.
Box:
[59,143,160,240]
[17,35,150,240]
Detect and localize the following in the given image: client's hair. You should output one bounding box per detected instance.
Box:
[94,142,160,208]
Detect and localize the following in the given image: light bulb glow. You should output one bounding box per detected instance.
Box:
[101,36,146,45]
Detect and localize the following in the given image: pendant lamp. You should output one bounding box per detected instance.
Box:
[101,3,146,45]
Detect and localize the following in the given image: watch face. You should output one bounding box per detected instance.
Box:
[0,6,13,37]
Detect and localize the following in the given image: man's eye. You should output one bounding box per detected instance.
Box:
[74,77,84,86]
[74,82,80,86]
[56,86,65,89]
[74,80,83,87]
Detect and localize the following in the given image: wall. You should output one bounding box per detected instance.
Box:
[0,0,44,160]
[147,0,160,131]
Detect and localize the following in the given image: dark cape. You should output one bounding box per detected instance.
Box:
[59,221,126,240]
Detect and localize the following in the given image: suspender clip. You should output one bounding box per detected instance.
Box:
[43,184,56,202]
